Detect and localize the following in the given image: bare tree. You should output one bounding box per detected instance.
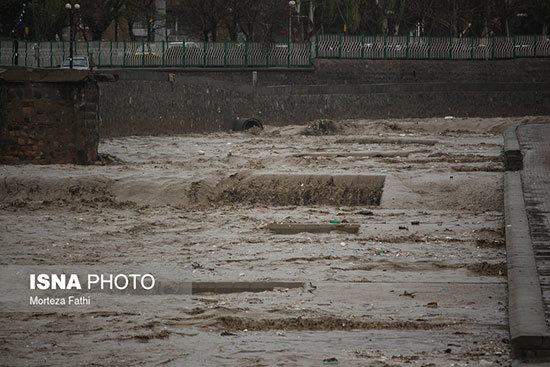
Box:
[124,0,156,40]
[234,0,264,40]
[31,0,67,41]
[79,0,125,40]
[177,0,226,41]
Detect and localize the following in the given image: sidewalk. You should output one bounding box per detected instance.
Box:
[518,124,550,324]
[506,122,550,362]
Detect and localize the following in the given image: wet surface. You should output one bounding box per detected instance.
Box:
[516,122,550,327]
[1,116,543,366]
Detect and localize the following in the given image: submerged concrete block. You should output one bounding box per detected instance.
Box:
[268,223,360,234]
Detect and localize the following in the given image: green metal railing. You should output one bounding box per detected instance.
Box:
[0,35,548,68]
[314,34,550,60]
[0,39,312,68]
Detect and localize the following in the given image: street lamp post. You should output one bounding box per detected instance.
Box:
[288,1,295,43]
[65,2,80,69]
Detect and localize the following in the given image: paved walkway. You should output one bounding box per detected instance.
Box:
[517,123,550,327]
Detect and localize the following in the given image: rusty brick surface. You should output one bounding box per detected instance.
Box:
[0,69,100,165]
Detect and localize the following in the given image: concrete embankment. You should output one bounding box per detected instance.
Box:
[98,59,550,137]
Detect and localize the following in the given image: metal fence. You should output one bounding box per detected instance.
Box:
[315,34,550,60]
[0,34,548,68]
[0,40,312,68]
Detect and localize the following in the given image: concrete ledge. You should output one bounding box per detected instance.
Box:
[295,151,413,158]
[192,281,304,294]
[505,125,524,171]
[0,66,117,83]
[505,170,550,359]
[267,223,360,234]
[99,66,315,73]
[336,137,439,146]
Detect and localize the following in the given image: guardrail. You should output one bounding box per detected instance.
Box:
[1,34,548,68]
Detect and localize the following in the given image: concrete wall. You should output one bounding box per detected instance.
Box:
[98,59,550,137]
[0,68,103,164]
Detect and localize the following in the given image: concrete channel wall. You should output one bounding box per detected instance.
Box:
[98,59,550,137]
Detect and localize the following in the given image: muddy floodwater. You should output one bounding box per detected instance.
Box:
[2,117,545,366]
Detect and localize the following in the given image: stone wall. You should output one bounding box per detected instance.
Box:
[104,58,550,85]
[0,68,108,165]
[98,59,550,137]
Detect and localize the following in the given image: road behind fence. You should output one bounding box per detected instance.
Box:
[1,34,549,68]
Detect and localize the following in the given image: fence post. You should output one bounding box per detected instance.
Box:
[449,36,452,59]
[338,33,342,58]
[162,40,165,67]
[25,40,28,66]
[37,40,40,67]
[141,40,145,67]
[12,40,15,65]
[361,34,365,59]
[109,41,113,67]
[245,40,248,67]
[406,34,409,59]
[266,43,270,67]
[428,35,431,59]
[513,34,516,58]
[98,40,101,68]
[533,35,536,57]
[86,40,89,58]
[223,41,227,67]
[62,40,65,60]
[470,36,474,60]
[123,40,126,67]
[491,36,495,60]
[287,40,291,67]
[181,41,186,66]
[309,41,312,66]
[203,40,207,67]
[49,41,53,67]
[315,33,319,58]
